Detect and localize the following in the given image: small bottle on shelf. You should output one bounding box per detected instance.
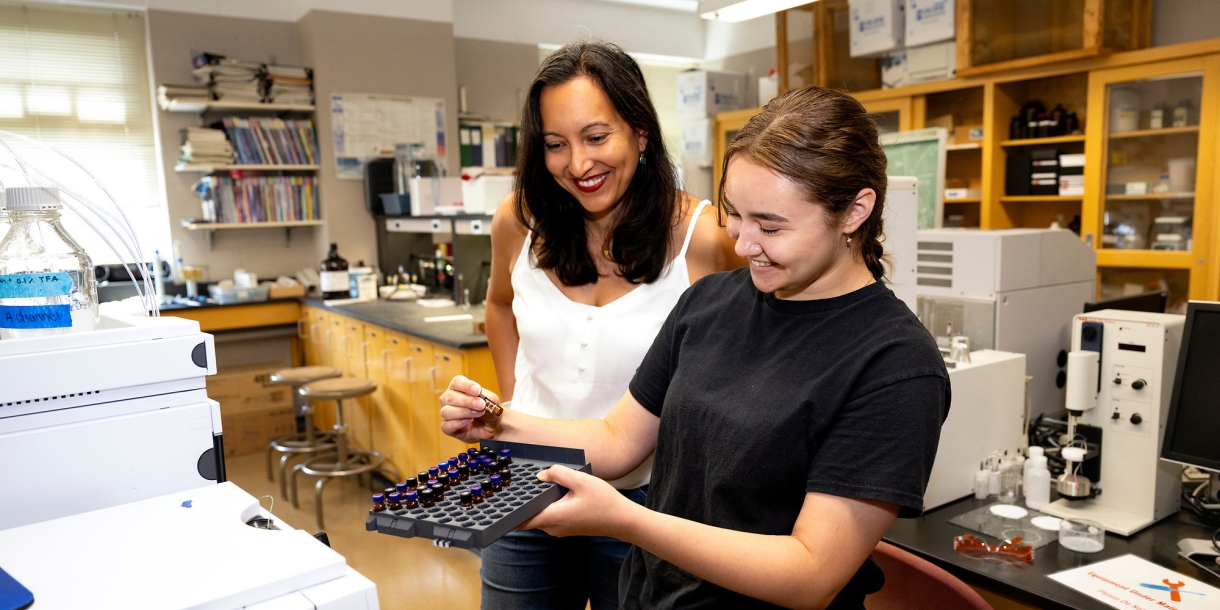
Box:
[372,493,387,512]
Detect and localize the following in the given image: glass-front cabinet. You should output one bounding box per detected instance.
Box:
[1083,56,1220,310]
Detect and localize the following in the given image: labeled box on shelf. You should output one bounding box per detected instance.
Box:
[677,70,747,119]
[850,0,904,57]
[1059,154,1085,196]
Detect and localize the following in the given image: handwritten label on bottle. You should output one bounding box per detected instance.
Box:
[0,304,72,328]
[0,272,74,299]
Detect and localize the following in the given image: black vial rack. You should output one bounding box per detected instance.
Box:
[365,440,590,549]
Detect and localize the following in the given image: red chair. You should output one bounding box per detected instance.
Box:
[865,541,993,610]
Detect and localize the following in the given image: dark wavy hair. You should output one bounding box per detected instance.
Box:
[514,41,680,286]
[718,86,890,281]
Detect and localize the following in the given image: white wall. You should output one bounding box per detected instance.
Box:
[455,0,705,60]
[703,13,775,62]
[28,0,453,22]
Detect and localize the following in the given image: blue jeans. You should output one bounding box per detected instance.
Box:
[480,486,647,610]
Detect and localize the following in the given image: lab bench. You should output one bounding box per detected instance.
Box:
[299,300,495,482]
[883,496,1218,610]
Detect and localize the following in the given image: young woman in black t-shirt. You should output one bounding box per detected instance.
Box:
[440,86,949,610]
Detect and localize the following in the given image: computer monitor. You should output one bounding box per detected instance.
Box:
[1162,301,1220,490]
[1083,291,1167,314]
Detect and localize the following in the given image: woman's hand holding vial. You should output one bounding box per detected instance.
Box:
[439,375,504,442]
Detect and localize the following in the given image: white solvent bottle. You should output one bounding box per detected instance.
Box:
[0,187,98,339]
[1024,455,1051,510]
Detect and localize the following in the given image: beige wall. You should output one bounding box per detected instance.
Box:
[455,37,538,121]
[147,9,312,282]
[297,10,459,270]
[147,8,460,282]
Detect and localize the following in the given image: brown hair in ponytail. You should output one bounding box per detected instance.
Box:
[717,86,890,281]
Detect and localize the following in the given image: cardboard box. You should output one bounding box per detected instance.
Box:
[954,125,984,144]
[850,0,904,57]
[268,283,306,299]
[222,407,296,457]
[677,70,747,119]
[207,362,293,415]
[208,362,296,457]
[905,0,954,46]
[679,118,713,168]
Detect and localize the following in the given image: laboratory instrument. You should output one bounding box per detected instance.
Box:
[0,482,378,609]
[1040,310,1184,535]
[922,350,1026,509]
[914,228,1096,416]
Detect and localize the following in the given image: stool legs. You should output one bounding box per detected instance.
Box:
[289,396,385,530]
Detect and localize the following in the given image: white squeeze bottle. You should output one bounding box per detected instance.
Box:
[0,187,98,339]
[1024,455,1051,510]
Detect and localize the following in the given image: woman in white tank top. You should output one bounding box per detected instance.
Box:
[452,42,738,610]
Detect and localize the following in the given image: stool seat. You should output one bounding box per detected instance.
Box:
[270,366,341,385]
[300,377,377,401]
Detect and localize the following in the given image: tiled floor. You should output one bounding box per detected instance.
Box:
[224,452,483,610]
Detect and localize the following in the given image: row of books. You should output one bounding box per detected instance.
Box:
[178,127,234,165]
[158,53,315,106]
[219,117,319,165]
[459,123,519,168]
[198,174,320,224]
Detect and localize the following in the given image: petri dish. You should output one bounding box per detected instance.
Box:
[1059,518,1105,553]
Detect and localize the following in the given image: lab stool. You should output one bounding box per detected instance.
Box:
[289,376,386,530]
[265,366,342,500]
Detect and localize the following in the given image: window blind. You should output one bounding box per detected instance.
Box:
[0,2,168,266]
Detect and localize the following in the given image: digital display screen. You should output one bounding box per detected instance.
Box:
[1165,309,1220,469]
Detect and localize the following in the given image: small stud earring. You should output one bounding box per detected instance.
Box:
[639,153,646,165]
[846,236,852,244]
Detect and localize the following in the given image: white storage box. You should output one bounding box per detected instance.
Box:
[680,119,714,168]
[677,70,747,119]
[461,173,514,215]
[905,0,954,46]
[409,176,465,216]
[850,0,904,57]
[209,284,269,304]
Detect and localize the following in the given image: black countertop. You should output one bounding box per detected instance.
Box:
[884,497,1219,609]
[157,297,302,312]
[304,298,488,349]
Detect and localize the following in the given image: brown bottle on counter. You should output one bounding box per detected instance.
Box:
[320,243,350,299]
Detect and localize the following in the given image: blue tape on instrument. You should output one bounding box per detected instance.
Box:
[0,272,73,299]
[0,304,72,329]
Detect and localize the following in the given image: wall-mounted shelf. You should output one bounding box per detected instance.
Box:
[159,99,315,113]
[999,134,1087,147]
[175,163,319,173]
[1105,192,1195,201]
[181,219,323,250]
[999,195,1084,202]
[945,198,982,204]
[945,142,982,151]
[1108,126,1200,139]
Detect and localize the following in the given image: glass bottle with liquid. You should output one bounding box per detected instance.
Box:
[0,187,98,339]
[319,243,350,299]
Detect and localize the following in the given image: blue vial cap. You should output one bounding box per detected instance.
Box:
[438,462,448,471]
[500,448,511,458]
[457,452,469,462]
[467,448,478,456]
[404,490,418,501]
[470,484,483,496]
[428,466,439,477]
[448,457,459,468]
[448,467,460,478]
[388,492,401,502]
[396,481,408,493]
[372,493,384,503]
[490,474,502,484]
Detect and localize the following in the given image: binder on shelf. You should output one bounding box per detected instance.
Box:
[460,125,475,168]
[471,126,483,166]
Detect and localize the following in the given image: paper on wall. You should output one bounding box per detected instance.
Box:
[1048,554,1220,610]
[331,93,447,180]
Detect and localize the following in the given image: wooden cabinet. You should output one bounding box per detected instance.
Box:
[299,305,495,481]
[1083,55,1220,309]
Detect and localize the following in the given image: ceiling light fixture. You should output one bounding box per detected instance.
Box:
[699,0,815,22]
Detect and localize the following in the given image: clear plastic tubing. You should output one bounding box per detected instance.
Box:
[0,186,98,339]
